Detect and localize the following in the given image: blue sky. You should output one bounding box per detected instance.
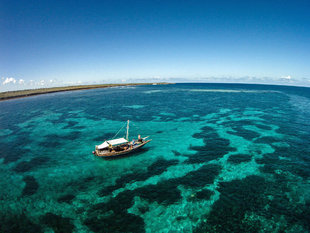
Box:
[1,0,310,90]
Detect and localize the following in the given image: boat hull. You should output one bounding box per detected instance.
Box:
[94,140,151,157]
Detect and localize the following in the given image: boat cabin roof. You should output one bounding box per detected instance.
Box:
[97,138,128,149]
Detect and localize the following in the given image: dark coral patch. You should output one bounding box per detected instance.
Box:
[85,190,145,233]
[63,131,81,140]
[62,120,78,129]
[176,164,221,188]
[138,206,150,214]
[187,134,235,164]
[290,201,310,231]
[195,189,214,200]
[195,175,268,233]
[192,126,214,139]
[66,175,104,192]
[91,168,194,232]
[40,132,81,148]
[15,161,38,173]
[227,126,260,141]
[98,158,178,197]
[39,135,61,148]
[254,123,272,130]
[57,194,75,203]
[22,175,39,196]
[189,125,235,164]
[135,180,181,205]
[0,151,24,164]
[197,168,310,231]
[255,151,310,178]
[84,211,145,233]
[100,164,220,212]
[0,212,43,233]
[40,213,74,233]
[73,125,86,130]
[253,136,279,144]
[0,139,32,164]
[197,171,310,232]
[13,156,50,173]
[172,150,181,156]
[147,158,178,176]
[227,154,251,164]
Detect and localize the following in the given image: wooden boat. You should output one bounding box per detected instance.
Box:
[93,120,151,157]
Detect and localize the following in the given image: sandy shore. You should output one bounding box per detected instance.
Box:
[0,83,171,101]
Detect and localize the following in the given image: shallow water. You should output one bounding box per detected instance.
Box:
[0,83,310,232]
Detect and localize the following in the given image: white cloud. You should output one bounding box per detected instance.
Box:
[19,79,25,84]
[283,75,292,80]
[2,77,16,85]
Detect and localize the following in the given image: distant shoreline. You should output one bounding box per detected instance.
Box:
[0,83,172,102]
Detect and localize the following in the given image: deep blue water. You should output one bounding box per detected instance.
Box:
[0,83,310,232]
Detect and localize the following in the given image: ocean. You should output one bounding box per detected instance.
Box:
[0,83,310,232]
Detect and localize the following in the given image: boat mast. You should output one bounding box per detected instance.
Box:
[126,120,129,141]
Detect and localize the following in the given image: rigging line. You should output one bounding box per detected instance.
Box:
[112,122,127,139]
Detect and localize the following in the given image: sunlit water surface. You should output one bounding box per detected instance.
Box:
[1,83,310,232]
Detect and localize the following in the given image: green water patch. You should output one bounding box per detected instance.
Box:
[1,84,310,232]
[124,105,145,109]
[0,129,13,137]
[22,175,39,196]
[93,132,115,142]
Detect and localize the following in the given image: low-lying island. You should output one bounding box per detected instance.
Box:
[0,82,171,101]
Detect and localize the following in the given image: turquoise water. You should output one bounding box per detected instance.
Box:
[0,83,310,232]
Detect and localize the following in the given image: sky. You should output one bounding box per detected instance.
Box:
[1,0,310,91]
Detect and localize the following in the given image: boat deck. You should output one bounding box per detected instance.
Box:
[94,140,151,157]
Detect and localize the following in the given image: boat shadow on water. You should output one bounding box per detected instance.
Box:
[100,147,150,160]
